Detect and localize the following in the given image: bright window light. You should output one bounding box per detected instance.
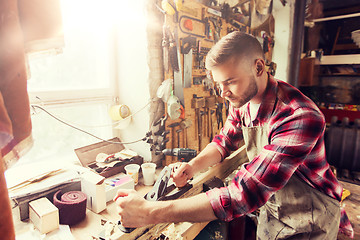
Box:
[14,0,148,167]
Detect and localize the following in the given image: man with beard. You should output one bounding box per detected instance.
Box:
[114,31,352,239]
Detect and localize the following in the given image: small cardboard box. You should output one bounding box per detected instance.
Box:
[74,137,143,178]
[81,170,106,213]
[104,174,134,202]
[29,197,59,234]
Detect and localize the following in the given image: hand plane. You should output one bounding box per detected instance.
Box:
[118,166,192,233]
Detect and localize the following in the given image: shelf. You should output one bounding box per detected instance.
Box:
[320,54,360,65]
[320,108,360,123]
[320,74,360,77]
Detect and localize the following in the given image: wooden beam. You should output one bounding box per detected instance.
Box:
[331,26,341,55]
[314,12,360,23]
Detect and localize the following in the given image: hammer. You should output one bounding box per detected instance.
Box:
[168,122,180,151]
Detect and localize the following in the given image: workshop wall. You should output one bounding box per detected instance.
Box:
[143,0,282,166]
[114,0,293,164]
[113,0,152,161]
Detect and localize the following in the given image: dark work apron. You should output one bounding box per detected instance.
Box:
[242,124,340,240]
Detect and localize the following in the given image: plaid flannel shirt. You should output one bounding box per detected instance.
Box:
[206,75,353,237]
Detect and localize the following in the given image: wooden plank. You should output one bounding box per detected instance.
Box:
[159,222,209,239]
[180,222,209,239]
[113,146,248,239]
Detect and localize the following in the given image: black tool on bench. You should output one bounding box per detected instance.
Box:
[118,166,192,233]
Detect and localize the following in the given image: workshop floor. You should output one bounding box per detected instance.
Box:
[338,181,360,240]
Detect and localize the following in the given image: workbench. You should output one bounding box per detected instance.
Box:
[12,146,248,240]
[12,174,209,239]
[12,148,359,240]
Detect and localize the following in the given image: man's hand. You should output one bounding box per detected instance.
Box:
[113,189,154,228]
[113,184,218,228]
[170,162,194,187]
[170,144,222,187]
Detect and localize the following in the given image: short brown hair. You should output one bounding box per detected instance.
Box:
[205,31,264,70]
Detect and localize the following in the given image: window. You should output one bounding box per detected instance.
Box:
[15,0,148,167]
[27,0,116,99]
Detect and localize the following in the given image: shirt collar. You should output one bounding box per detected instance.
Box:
[256,73,278,123]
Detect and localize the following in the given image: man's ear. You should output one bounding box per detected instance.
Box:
[255,59,265,76]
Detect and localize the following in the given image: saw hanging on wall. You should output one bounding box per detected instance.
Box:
[181,35,197,88]
[179,15,206,38]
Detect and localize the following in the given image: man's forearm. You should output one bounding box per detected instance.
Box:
[150,193,217,224]
[189,144,222,174]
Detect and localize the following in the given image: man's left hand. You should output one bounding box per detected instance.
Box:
[113,189,154,228]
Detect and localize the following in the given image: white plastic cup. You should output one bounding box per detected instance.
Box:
[124,164,140,185]
[141,163,156,186]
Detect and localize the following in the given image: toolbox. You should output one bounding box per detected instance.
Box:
[74,137,143,178]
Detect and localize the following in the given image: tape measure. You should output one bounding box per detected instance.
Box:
[108,104,131,121]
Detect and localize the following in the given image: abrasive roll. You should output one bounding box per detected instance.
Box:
[53,190,87,225]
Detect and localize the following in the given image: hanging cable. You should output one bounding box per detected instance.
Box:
[31,104,146,144]
[33,96,158,128]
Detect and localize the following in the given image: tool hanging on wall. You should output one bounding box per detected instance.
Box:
[181,35,196,54]
[150,115,169,154]
[173,27,185,106]
[183,18,193,31]
[167,94,182,120]
[180,119,192,148]
[205,95,216,138]
[192,95,205,151]
[179,15,206,38]
[199,110,206,147]
[161,0,182,22]
[161,0,176,15]
[195,45,210,70]
[176,129,182,148]
[209,17,222,42]
[209,109,215,141]
[168,30,179,72]
[162,25,171,74]
[168,122,180,152]
[181,36,196,88]
[205,19,212,41]
[215,102,224,130]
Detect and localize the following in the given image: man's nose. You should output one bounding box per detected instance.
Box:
[220,86,229,98]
